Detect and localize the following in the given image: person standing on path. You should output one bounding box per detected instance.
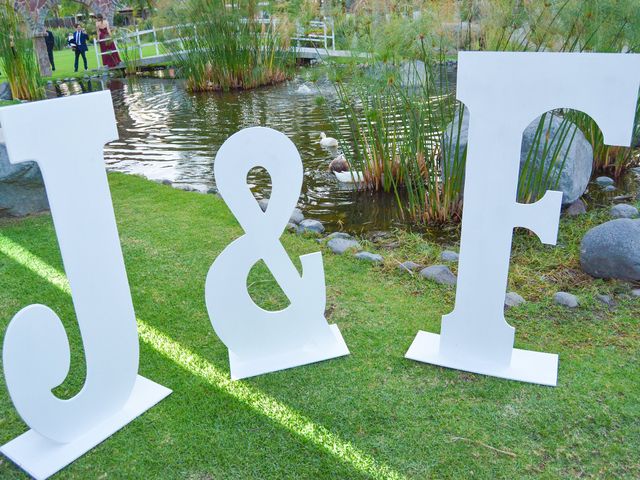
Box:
[44,30,55,71]
[95,14,121,68]
[69,24,89,72]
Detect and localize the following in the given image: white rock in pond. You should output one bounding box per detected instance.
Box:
[610,203,639,219]
[398,261,422,273]
[440,250,459,262]
[505,292,526,308]
[333,170,365,183]
[595,176,615,187]
[297,219,325,234]
[420,265,457,286]
[631,289,640,297]
[554,292,579,308]
[355,251,383,263]
[327,237,361,254]
[602,185,616,192]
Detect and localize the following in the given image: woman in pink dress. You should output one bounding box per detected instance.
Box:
[95,14,121,68]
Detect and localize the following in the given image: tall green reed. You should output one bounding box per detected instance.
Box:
[330,43,466,224]
[327,1,638,224]
[169,0,295,92]
[0,1,44,101]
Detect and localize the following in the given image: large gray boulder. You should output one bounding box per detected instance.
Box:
[443,108,593,205]
[580,219,640,281]
[0,142,49,217]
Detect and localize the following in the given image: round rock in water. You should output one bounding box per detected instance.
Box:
[505,292,525,308]
[355,251,383,263]
[610,203,639,219]
[296,219,325,235]
[420,265,457,286]
[327,237,361,254]
[554,292,579,308]
[0,143,49,217]
[443,108,593,205]
[580,219,640,281]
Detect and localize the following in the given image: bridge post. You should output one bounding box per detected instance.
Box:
[93,38,101,69]
[135,26,143,60]
[153,27,160,56]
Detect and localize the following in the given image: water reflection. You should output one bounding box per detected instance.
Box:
[50,76,413,232]
[48,74,635,234]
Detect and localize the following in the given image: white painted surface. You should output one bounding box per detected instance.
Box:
[1,376,171,480]
[406,52,640,385]
[0,92,171,478]
[206,127,350,380]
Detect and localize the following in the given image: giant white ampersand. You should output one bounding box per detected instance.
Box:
[0,92,170,480]
[406,52,640,386]
[205,127,349,380]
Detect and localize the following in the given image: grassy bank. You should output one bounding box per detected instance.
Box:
[0,174,638,479]
[0,45,164,84]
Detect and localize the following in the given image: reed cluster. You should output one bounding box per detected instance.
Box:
[0,1,44,101]
[169,0,294,92]
[330,45,584,224]
[327,0,639,224]
[331,47,465,224]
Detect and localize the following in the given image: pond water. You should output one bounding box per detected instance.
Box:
[51,75,410,234]
[48,74,638,236]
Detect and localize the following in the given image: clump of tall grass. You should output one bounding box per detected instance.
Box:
[328,48,592,224]
[169,0,295,92]
[326,1,639,225]
[330,44,465,224]
[0,1,44,101]
[116,31,140,78]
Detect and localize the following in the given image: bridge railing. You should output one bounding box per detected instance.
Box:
[92,18,335,68]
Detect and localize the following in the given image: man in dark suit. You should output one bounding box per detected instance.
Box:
[45,30,55,71]
[69,24,89,72]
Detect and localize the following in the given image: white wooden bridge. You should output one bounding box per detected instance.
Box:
[92,19,361,69]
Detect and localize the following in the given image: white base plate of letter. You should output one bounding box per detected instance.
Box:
[405,331,558,386]
[1,376,172,480]
[229,324,349,380]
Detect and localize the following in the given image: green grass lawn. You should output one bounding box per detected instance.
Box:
[0,45,168,83]
[0,173,638,478]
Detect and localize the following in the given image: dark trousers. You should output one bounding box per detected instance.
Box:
[74,49,87,71]
[47,47,55,71]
